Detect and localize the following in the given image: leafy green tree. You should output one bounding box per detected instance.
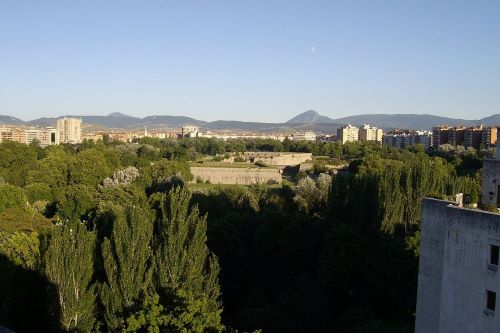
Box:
[0,184,27,213]
[124,293,169,333]
[153,188,223,332]
[27,146,73,188]
[41,221,97,332]
[69,148,117,187]
[99,204,154,331]
[293,174,331,214]
[0,231,40,269]
[0,141,39,186]
[56,184,99,222]
[139,159,192,194]
[24,182,57,203]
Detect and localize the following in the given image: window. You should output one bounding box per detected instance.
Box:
[491,245,500,266]
[487,290,496,311]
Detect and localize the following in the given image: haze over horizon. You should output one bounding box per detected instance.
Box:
[1,0,499,122]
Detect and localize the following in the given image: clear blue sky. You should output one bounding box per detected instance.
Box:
[1,0,499,122]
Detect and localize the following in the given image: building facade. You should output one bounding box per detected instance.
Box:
[432,126,451,148]
[26,127,59,147]
[448,126,465,146]
[337,124,359,144]
[464,126,484,149]
[382,130,432,150]
[57,118,82,144]
[0,126,27,144]
[359,124,383,142]
[181,126,199,138]
[483,127,498,148]
[292,131,316,141]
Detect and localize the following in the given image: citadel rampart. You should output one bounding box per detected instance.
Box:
[243,152,311,166]
[190,167,282,185]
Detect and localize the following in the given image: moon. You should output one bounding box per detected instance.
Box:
[310,46,316,53]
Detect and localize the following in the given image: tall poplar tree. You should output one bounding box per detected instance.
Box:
[153,187,223,332]
[42,221,97,332]
[99,204,153,331]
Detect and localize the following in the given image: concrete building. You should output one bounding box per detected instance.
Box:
[337,124,359,144]
[107,132,131,143]
[483,127,498,148]
[0,126,27,144]
[382,130,432,150]
[292,131,316,141]
[57,117,82,144]
[181,125,199,138]
[465,126,484,149]
[432,126,451,148]
[243,152,312,166]
[26,127,59,147]
[201,132,287,141]
[359,124,383,142]
[448,126,466,146]
[82,132,105,142]
[415,136,500,333]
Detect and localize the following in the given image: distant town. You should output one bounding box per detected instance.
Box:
[0,116,497,151]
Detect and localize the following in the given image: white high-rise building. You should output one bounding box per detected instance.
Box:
[359,124,383,142]
[57,118,82,144]
[337,124,359,144]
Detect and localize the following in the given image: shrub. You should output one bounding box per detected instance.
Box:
[255,161,267,168]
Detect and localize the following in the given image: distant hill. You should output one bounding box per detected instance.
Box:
[143,115,206,127]
[0,116,25,125]
[477,114,500,126]
[205,121,288,132]
[286,110,336,124]
[2,111,500,132]
[26,113,204,129]
[331,114,500,130]
[332,114,473,130]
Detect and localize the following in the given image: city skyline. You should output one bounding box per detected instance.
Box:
[1,1,499,122]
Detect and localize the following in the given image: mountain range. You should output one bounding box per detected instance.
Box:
[1,110,499,132]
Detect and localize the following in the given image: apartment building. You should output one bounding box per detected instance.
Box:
[448,126,466,146]
[464,126,484,149]
[57,117,82,144]
[359,124,383,142]
[483,127,498,147]
[26,127,59,147]
[337,124,359,144]
[292,131,316,141]
[0,126,27,144]
[382,130,432,150]
[432,126,451,148]
[181,125,199,138]
[82,132,105,142]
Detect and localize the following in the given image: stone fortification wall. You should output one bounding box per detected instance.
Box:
[243,152,312,166]
[191,167,282,185]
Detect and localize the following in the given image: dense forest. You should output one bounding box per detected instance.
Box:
[0,137,486,332]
